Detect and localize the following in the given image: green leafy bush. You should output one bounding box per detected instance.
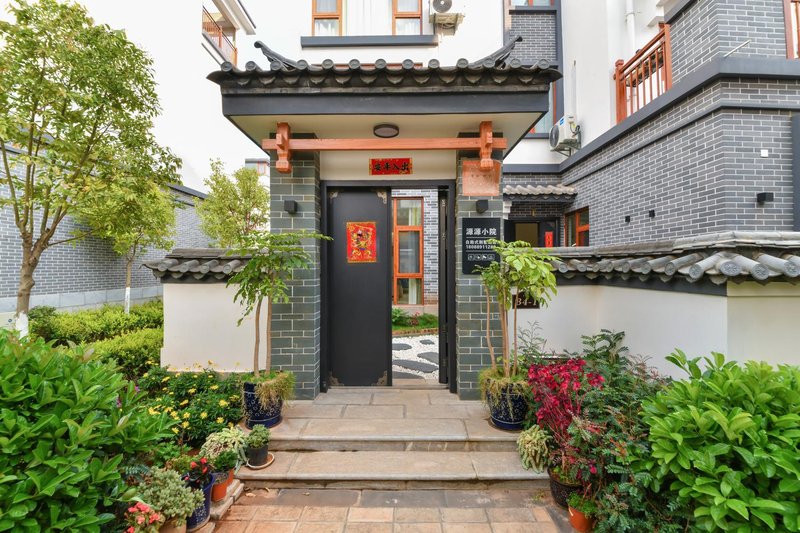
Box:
[32,301,163,345]
[138,468,204,526]
[391,307,409,327]
[27,306,57,340]
[0,331,174,532]
[635,351,800,532]
[91,327,163,380]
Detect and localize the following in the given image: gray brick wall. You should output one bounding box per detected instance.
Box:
[391,188,439,305]
[670,0,789,84]
[510,11,558,64]
[268,157,322,400]
[0,172,208,311]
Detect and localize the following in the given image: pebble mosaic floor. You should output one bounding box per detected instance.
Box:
[392,334,439,382]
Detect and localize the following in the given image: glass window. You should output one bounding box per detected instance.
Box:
[398,231,421,274]
[395,18,421,35]
[566,208,589,247]
[314,19,339,36]
[396,199,422,226]
[532,82,556,134]
[396,278,422,305]
[512,0,554,5]
[397,0,419,12]
[315,0,338,13]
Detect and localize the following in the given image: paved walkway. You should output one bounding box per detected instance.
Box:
[392,334,440,383]
[216,488,571,533]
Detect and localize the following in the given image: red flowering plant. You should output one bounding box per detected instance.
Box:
[124,501,164,533]
[528,357,604,483]
[182,457,213,489]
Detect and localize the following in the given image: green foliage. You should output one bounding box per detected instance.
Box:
[164,455,193,477]
[197,160,270,247]
[91,327,162,380]
[478,366,531,404]
[27,306,57,339]
[391,307,410,326]
[567,492,598,516]
[517,425,550,471]
[252,370,296,407]
[246,426,271,449]
[31,301,163,345]
[210,450,239,473]
[0,331,174,532]
[391,311,438,333]
[0,0,180,315]
[138,469,204,526]
[477,240,557,379]
[635,351,800,532]
[200,427,247,464]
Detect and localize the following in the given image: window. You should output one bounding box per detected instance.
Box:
[256,161,268,176]
[393,198,424,305]
[313,0,342,36]
[511,0,555,6]
[312,0,422,36]
[531,82,557,134]
[565,208,589,247]
[787,0,800,58]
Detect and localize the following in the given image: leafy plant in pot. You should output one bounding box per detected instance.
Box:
[516,424,550,471]
[182,457,214,532]
[245,425,271,468]
[567,491,598,533]
[228,231,330,428]
[199,427,246,501]
[138,468,205,533]
[477,240,557,431]
[209,450,238,502]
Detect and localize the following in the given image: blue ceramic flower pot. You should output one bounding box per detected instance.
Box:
[487,389,529,431]
[186,477,213,532]
[243,382,283,428]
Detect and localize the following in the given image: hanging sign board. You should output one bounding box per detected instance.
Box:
[462,217,501,275]
[369,158,412,175]
[462,160,501,196]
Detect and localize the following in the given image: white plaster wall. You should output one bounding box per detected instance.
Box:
[322,150,455,181]
[44,0,266,191]
[240,0,504,66]
[727,282,800,368]
[504,138,564,165]
[161,283,266,373]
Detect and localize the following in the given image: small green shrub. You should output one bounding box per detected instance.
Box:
[32,301,163,345]
[138,469,203,526]
[200,427,247,463]
[246,426,271,449]
[391,307,409,326]
[635,351,800,532]
[27,306,57,340]
[0,331,174,531]
[91,327,163,380]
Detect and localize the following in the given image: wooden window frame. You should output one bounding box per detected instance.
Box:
[393,197,425,305]
[786,0,800,58]
[312,0,343,36]
[393,0,423,36]
[256,161,268,175]
[511,0,555,6]
[565,208,589,247]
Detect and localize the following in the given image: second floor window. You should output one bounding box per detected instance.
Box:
[313,0,423,37]
[566,208,589,247]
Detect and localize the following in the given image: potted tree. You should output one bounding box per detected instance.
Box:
[228,231,329,428]
[138,468,205,533]
[477,240,557,430]
[245,425,271,468]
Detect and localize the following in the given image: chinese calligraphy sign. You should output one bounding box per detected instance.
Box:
[462,218,501,274]
[369,158,413,176]
[462,159,501,196]
[346,221,378,263]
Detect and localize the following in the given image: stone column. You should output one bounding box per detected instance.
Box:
[268,155,322,399]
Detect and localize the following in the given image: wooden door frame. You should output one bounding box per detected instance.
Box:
[320,180,456,393]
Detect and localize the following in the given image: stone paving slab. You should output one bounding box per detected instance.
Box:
[295,418,469,441]
[395,359,439,373]
[343,405,406,419]
[418,352,440,364]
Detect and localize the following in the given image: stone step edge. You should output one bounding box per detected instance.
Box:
[210,479,244,521]
[237,471,548,481]
[271,434,519,442]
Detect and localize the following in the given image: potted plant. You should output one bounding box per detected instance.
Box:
[245,425,271,467]
[182,457,213,532]
[516,425,549,471]
[229,231,330,428]
[567,491,597,533]
[200,427,247,464]
[138,468,205,533]
[477,240,557,430]
[208,450,238,502]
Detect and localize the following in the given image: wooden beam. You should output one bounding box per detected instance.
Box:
[275,122,292,173]
[261,137,508,152]
[479,121,494,170]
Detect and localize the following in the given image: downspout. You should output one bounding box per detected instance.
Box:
[792,114,800,231]
[625,0,636,57]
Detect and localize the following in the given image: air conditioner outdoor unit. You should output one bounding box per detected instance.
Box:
[549,115,581,154]
[429,0,465,28]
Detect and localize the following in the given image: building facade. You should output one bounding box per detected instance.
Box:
[145,0,799,397]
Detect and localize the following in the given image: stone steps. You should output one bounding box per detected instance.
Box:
[236,450,548,490]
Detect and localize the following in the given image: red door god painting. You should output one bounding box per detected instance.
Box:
[346,221,378,263]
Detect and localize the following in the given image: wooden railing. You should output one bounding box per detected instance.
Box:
[614,24,672,123]
[202,7,237,65]
[788,0,800,58]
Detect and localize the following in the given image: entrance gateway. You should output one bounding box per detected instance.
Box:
[208,39,560,399]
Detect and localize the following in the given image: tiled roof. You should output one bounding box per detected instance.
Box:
[144,249,248,282]
[549,232,800,284]
[503,184,577,196]
[207,37,561,90]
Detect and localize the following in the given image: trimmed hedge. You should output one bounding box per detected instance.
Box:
[91,328,163,380]
[30,300,163,345]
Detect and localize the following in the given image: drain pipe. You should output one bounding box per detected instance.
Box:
[625,0,636,57]
[793,114,800,231]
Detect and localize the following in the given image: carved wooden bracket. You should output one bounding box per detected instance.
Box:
[262,121,506,174]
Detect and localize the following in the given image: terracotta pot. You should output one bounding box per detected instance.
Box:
[568,506,595,533]
[211,469,233,502]
[160,518,187,533]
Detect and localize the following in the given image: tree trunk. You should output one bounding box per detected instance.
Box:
[124,258,133,314]
[253,299,262,377]
[484,284,497,372]
[266,298,273,374]
[512,291,519,377]
[498,298,510,378]
[15,240,40,337]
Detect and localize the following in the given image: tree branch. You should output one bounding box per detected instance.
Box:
[48,230,93,247]
[0,140,22,228]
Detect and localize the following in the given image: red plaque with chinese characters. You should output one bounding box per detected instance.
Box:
[462,159,501,196]
[346,221,377,263]
[369,158,412,175]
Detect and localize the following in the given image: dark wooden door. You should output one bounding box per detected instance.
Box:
[326,188,392,386]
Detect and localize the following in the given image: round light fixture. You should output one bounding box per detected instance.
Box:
[373,123,400,138]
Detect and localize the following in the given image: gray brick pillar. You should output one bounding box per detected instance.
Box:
[269,155,322,399]
[455,159,504,400]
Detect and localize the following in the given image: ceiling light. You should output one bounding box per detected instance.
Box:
[373,123,399,138]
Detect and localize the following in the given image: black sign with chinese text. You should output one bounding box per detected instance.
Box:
[462,217,501,275]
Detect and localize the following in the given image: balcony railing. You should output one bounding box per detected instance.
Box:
[788,0,800,58]
[614,24,672,123]
[202,7,237,65]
